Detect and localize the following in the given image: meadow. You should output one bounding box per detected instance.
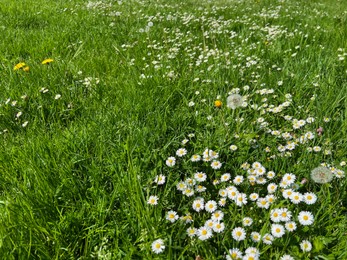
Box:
[0,0,347,259]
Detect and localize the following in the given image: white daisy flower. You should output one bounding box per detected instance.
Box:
[282,189,294,199]
[182,188,194,197]
[280,255,295,260]
[298,211,314,226]
[213,222,225,233]
[249,193,259,201]
[187,227,197,237]
[279,208,292,222]
[250,232,261,242]
[290,192,303,204]
[227,186,239,200]
[221,173,231,182]
[147,195,159,205]
[218,189,228,197]
[176,148,187,157]
[267,183,278,194]
[256,198,270,209]
[242,217,253,226]
[194,172,207,182]
[211,210,224,222]
[267,171,276,179]
[191,154,201,162]
[233,175,244,185]
[285,221,297,232]
[218,198,227,207]
[154,174,166,185]
[245,247,260,258]
[192,199,205,212]
[300,240,312,252]
[205,200,218,213]
[166,210,179,223]
[211,160,222,170]
[204,219,215,229]
[151,239,165,254]
[230,145,238,151]
[282,173,296,185]
[262,233,274,245]
[243,253,259,260]
[226,248,243,260]
[235,193,248,206]
[270,209,281,223]
[271,224,285,238]
[304,192,317,205]
[176,181,186,191]
[197,226,213,241]
[166,156,176,167]
[195,185,207,193]
[231,227,246,241]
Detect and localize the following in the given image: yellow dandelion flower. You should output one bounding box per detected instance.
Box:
[41,58,54,65]
[14,62,26,71]
[23,66,30,72]
[214,100,222,108]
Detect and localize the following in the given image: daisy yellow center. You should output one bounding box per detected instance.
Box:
[294,196,299,200]
[304,244,309,248]
[282,212,287,217]
[196,203,200,207]
[209,204,213,208]
[155,244,161,249]
[303,216,309,220]
[231,192,236,196]
[202,230,207,235]
[307,196,312,200]
[216,224,221,228]
[169,214,174,218]
[261,200,266,205]
[215,213,220,217]
[289,224,293,228]
[236,231,242,236]
[231,253,237,258]
[276,228,281,233]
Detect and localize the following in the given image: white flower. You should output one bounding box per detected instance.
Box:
[249,193,259,201]
[285,221,297,232]
[242,217,253,226]
[270,209,281,223]
[166,210,179,223]
[245,247,260,258]
[192,199,205,212]
[166,157,176,167]
[227,94,244,109]
[267,183,278,194]
[300,240,312,252]
[176,148,187,157]
[290,192,303,204]
[304,192,317,205]
[154,174,166,185]
[243,253,259,260]
[205,200,217,213]
[188,101,195,107]
[221,173,231,182]
[151,239,165,254]
[226,248,243,260]
[298,211,314,226]
[282,173,296,185]
[235,193,248,206]
[231,227,246,241]
[271,224,285,238]
[256,198,270,209]
[176,181,186,191]
[194,172,207,182]
[211,210,224,222]
[211,160,222,170]
[218,198,227,207]
[250,232,261,242]
[54,94,62,100]
[233,175,244,185]
[279,208,292,222]
[197,226,213,240]
[191,154,201,162]
[187,227,197,237]
[262,233,274,245]
[147,195,159,205]
[230,145,238,151]
[213,222,225,233]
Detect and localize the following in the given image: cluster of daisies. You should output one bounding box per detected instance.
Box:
[146,87,345,259]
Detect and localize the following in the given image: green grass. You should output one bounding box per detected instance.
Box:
[0,0,347,259]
